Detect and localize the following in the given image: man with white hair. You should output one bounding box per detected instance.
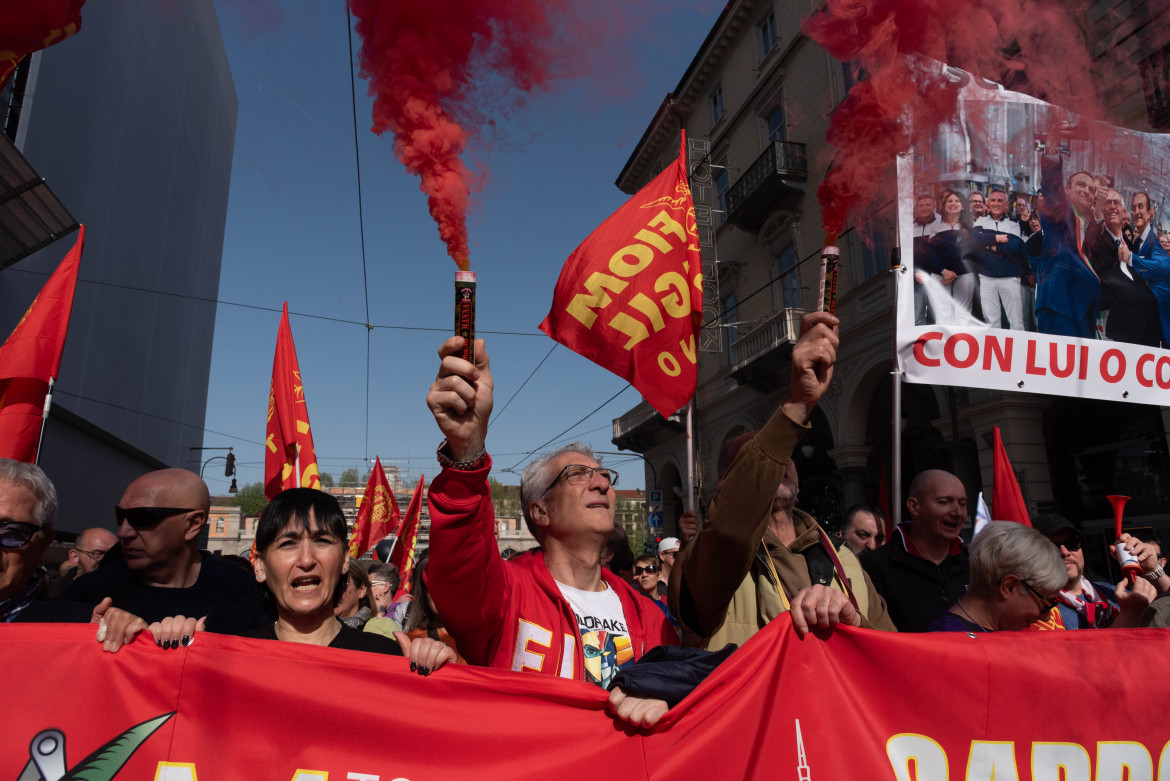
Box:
[0,459,89,622]
[425,337,677,691]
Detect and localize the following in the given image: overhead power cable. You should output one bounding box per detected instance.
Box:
[503,383,633,474]
[0,267,544,337]
[344,3,373,460]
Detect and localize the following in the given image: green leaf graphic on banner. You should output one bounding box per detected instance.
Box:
[63,712,174,780]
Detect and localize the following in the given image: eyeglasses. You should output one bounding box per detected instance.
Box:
[548,464,619,491]
[659,550,678,559]
[0,522,41,549]
[633,565,659,575]
[114,506,199,530]
[1020,579,1059,613]
[73,548,107,562]
[369,580,391,588]
[1053,536,1082,552]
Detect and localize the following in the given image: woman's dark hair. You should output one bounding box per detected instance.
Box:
[403,552,441,632]
[346,559,378,615]
[256,488,348,553]
[938,189,973,229]
[255,488,349,608]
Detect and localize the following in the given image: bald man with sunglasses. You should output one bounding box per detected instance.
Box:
[62,468,268,637]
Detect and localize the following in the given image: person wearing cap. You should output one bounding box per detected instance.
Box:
[670,313,895,651]
[1033,513,1157,629]
[657,537,681,590]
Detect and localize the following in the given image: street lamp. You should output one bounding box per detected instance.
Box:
[200,448,237,493]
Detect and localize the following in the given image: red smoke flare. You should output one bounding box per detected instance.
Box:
[803,0,1120,237]
[348,0,568,270]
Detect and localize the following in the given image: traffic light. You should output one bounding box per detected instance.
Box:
[225,450,235,477]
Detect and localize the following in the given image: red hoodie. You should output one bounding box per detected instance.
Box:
[426,457,677,679]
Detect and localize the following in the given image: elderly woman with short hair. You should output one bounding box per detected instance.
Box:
[929,522,1065,632]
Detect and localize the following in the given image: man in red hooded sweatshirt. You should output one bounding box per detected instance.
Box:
[425,337,678,694]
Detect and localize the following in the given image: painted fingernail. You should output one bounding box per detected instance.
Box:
[181,635,191,647]
[170,639,178,650]
[156,639,163,647]
[422,667,430,676]
[410,661,417,672]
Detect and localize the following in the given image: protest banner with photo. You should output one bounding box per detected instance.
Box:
[896,71,1170,406]
[5,618,1170,780]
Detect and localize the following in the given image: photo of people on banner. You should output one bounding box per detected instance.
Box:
[898,75,1170,405]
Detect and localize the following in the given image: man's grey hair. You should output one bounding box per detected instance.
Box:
[967,521,1065,599]
[519,442,600,540]
[0,459,57,528]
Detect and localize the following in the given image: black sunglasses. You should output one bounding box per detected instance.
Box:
[0,522,41,549]
[1020,579,1060,613]
[1053,536,1082,552]
[114,506,198,530]
[633,565,659,575]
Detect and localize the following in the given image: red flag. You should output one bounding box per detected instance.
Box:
[991,426,1032,526]
[264,303,321,500]
[390,475,426,601]
[0,226,84,462]
[0,0,85,90]
[348,457,401,559]
[539,131,702,417]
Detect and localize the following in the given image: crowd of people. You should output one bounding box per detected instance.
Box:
[913,125,1170,344]
[2,309,1169,730]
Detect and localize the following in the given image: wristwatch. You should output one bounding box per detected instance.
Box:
[1143,565,1165,583]
[436,438,487,471]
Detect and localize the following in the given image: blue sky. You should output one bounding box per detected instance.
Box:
[200,1,720,494]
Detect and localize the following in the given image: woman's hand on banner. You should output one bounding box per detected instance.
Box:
[395,631,457,675]
[148,615,206,649]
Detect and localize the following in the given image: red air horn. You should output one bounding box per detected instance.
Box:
[1106,494,1142,584]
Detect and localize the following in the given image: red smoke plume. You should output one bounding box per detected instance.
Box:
[803,0,1124,237]
[348,0,569,271]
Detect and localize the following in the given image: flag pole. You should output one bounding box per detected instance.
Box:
[891,265,904,526]
[34,378,53,465]
[685,400,695,512]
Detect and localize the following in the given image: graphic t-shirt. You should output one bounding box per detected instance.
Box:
[556,581,636,688]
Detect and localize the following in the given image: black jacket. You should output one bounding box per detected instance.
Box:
[861,534,969,633]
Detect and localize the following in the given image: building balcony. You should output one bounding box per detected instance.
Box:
[725,141,807,233]
[729,307,806,392]
[611,400,685,454]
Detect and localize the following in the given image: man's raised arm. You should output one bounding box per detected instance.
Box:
[671,313,839,645]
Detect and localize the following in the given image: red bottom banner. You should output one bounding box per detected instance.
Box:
[4,617,1168,780]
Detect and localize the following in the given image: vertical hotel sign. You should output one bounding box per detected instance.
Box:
[688,135,723,354]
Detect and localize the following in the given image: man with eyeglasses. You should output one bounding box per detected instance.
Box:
[66,527,118,580]
[1034,513,1159,629]
[425,336,677,694]
[61,468,268,638]
[0,459,90,622]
